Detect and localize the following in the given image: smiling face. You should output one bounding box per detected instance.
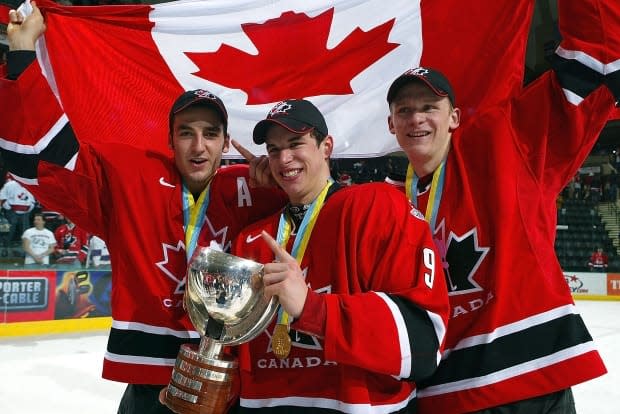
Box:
[171,105,229,194]
[265,125,333,205]
[388,81,460,176]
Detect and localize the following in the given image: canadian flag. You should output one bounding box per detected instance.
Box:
[8,0,535,157]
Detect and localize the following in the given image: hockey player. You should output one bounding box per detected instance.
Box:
[1,4,287,413]
[222,99,450,412]
[384,1,620,412]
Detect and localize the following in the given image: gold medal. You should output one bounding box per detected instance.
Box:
[272,323,292,359]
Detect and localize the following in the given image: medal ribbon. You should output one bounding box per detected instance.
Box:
[405,159,446,231]
[182,182,211,263]
[274,178,334,327]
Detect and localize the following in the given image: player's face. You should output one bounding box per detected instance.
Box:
[171,106,229,194]
[388,82,460,175]
[265,125,333,205]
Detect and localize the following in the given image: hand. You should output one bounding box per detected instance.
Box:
[231,139,277,188]
[8,1,46,51]
[260,231,308,318]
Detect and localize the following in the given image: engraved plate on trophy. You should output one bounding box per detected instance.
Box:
[164,247,279,414]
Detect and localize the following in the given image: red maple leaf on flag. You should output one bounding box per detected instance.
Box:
[185,8,399,104]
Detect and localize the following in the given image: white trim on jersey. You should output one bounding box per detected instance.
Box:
[376,291,412,379]
[0,113,68,154]
[426,310,447,366]
[111,319,200,339]
[417,341,599,397]
[563,88,585,106]
[556,46,620,75]
[442,304,579,358]
[104,351,176,367]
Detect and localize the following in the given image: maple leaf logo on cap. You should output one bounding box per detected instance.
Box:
[194,89,219,100]
[268,101,293,117]
[387,66,456,106]
[405,67,430,76]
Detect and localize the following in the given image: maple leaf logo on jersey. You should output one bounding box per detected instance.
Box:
[18,192,31,201]
[185,9,399,104]
[156,241,187,295]
[156,218,230,294]
[434,221,490,296]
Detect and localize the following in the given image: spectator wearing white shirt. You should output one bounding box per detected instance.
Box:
[22,212,56,265]
[88,235,111,267]
[0,175,36,243]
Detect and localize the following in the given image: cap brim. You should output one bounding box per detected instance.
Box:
[387,75,449,103]
[252,118,314,144]
[173,98,228,121]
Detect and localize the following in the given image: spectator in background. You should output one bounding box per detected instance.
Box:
[573,172,582,199]
[582,185,592,204]
[556,193,564,211]
[0,210,11,257]
[601,160,618,203]
[588,246,609,272]
[54,216,89,267]
[0,174,36,244]
[88,234,111,267]
[610,170,618,204]
[590,173,601,204]
[22,212,56,266]
[337,172,353,186]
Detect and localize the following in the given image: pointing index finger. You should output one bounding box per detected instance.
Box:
[261,230,294,263]
[231,139,256,162]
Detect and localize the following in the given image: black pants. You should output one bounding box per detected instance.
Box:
[468,388,576,414]
[117,384,175,414]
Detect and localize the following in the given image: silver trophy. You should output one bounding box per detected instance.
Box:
[164,247,278,414]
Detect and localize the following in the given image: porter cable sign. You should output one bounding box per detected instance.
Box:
[0,277,49,311]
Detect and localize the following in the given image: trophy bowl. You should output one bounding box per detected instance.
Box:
[165,247,278,414]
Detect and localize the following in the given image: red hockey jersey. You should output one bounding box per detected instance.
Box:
[387,2,618,412]
[0,58,287,384]
[231,183,450,413]
[54,223,89,264]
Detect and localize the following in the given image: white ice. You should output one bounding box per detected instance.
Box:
[0,300,617,413]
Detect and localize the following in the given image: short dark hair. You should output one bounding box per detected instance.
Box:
[310,129,327,146]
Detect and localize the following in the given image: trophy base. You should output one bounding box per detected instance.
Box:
[164,343,239,414]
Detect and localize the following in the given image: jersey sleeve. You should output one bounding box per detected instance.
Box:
[505,0,619,194]
[0,58,109,236]
[321,185,450,383]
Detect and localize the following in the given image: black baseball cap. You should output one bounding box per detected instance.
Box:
[253,99,328,144]
[387,67,455,106]
[169,89,228,135]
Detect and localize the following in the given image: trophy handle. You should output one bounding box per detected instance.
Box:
[164,339,239,414]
